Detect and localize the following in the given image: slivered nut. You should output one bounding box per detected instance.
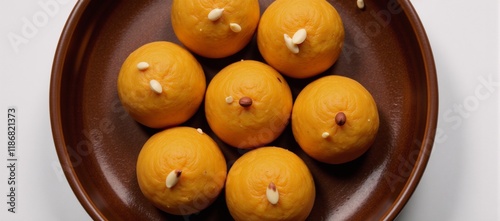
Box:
[322,132,330,138]
[284,29,307,53]
[225,96,234,104]
[284,34,299,54]
[266,182,279,205]
[357,0,365,9]
[292,29,307,44]
[229,23,242,32]
[208,8,224,21]
[197,128,204,134]
[166,170,182,189]
[149,79,163,94]
[137,62,149,71]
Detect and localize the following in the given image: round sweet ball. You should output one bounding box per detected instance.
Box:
[136,127,227,215]
[257,0,344,78]
[117,41,206,128]
[171,0,260,58]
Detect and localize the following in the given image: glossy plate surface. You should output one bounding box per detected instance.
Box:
[50,0,438,220]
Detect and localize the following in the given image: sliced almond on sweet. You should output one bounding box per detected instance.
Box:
[266,182,279,205]
[284,34,299,54]
[292,28,307,44]
[166,170,182,189]
[208,8,224,21]
[149,79,163,94]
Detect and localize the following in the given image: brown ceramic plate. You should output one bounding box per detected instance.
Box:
[50,0,437,220]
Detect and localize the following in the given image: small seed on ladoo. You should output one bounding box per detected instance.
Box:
[335,112,346,126]
[229,23,242,32]
[166,169,182,188]
[137,62,149,71]
[208,8,224,21]
[149,79,163,94]
[266,182,279,205]
[239,97,253,107]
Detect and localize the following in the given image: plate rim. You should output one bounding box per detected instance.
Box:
[382,0,438,219]
[50,0,107,219]
[49,0,439,220]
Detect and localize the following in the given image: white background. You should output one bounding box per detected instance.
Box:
[0,0,498,220]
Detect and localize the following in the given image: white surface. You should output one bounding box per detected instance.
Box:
[398,0,500,220]
[0,0,498,220]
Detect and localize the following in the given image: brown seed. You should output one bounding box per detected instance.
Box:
[268,182,277,191]
[239,97,253,107]
[175,170,182,177]
[335,112,346,126]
